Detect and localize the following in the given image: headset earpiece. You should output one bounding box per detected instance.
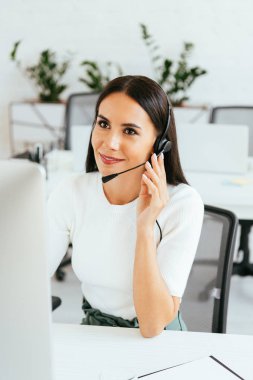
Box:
[154,138,172,156]
[153,100,172,156]
[160,139,172,154]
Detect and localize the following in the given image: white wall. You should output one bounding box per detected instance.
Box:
[1,0,253,156]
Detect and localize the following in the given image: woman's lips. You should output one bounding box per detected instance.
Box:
[99,153,125,165]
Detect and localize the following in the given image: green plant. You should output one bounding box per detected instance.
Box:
[79,60,123,92]
[140,24,207,105]
[10,41,70,102]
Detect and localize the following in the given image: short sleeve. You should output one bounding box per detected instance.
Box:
[47,177,74,277]
[157,185,204,298]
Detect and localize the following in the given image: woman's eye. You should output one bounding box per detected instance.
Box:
[98,120,108,128]
[124,128,137,135]
[97,121,137,135]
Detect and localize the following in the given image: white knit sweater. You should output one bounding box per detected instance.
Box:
[47,171,204,320]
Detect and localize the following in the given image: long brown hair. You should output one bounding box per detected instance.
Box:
[85,75,188,186]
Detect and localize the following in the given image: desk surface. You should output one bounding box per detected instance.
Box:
[185,169,253,220]
[52,324,252,380]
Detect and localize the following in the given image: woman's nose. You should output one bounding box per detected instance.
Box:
[104,132,121,150]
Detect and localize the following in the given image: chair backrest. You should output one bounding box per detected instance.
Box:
[64,92,100,150]
[181,205,238,333]
[210,106,253,156]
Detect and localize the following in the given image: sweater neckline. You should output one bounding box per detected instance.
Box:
[96,172,138,212]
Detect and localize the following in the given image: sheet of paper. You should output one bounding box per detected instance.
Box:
[140,356,243,380]
[222,177,252,186]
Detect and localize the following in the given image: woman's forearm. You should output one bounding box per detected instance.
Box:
[133,225,177,338]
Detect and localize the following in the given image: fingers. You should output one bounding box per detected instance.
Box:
[142,173,159,198]
[147,153,166,178]
[145,161,160,187]
[151,153,162,177]
[143,152,169,206]
[145,153,166,186]
[139,175,149,196]
[158,153,166,176]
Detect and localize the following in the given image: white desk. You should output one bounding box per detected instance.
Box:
[53,324,252,380]
[185,163,253,276]
[185,159,253,221]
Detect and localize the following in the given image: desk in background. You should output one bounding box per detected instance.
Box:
[185,160,253,220]
[176,122,252,277]
[185,160,253,276]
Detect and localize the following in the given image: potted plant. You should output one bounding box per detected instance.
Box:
[9,41,71,154]
[140,24,207,107]
[79,60,123,92]
[10,41,70,103]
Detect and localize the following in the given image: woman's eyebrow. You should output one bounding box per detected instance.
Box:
[122,123,142,130]
[97,114,110,122]
[97,114,142,129]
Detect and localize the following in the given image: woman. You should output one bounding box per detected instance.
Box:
[48,75,204,338]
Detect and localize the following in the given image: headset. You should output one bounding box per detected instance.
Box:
[101,99,172,244]
[153,104,172,158]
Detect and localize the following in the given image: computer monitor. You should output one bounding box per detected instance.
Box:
[176,123,249,174]
[0,160,53,380]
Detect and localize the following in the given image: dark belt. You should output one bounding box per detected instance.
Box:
[81,298,139,328]
[81,298,186,331]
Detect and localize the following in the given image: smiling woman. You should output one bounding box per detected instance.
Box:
[90,91,158,204]
[47,75,204,338]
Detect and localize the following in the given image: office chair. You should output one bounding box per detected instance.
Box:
[55,92,100,281]
[210,106,253,277]
[181,205,238,333]
[64,92,100,150]
[52,296,62,311]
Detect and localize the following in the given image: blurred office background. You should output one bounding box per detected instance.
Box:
[1,0,253,334]
[1,0,253,156]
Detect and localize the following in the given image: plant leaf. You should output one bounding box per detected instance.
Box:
[10,40,21,61]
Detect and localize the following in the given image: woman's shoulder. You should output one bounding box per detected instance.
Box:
[47,171,100,220]
[169,182,203,207]
[48,171,100,205]
[158,182,204,230]
[53,171,100,192]
[159,182,204,223]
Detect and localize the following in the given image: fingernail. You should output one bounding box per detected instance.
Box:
[153,153,157,160]
[161,152,164,160]
[146,161,151,167]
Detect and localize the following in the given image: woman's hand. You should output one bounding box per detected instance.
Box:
[137,153,169,230]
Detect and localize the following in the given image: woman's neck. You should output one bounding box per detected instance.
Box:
[102,169,142,205]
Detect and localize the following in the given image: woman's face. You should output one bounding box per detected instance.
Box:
[91,92,158,177]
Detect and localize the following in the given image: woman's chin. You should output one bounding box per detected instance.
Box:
[99,166,122,176]
[97,160,127,173]
[97,164,117,176]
